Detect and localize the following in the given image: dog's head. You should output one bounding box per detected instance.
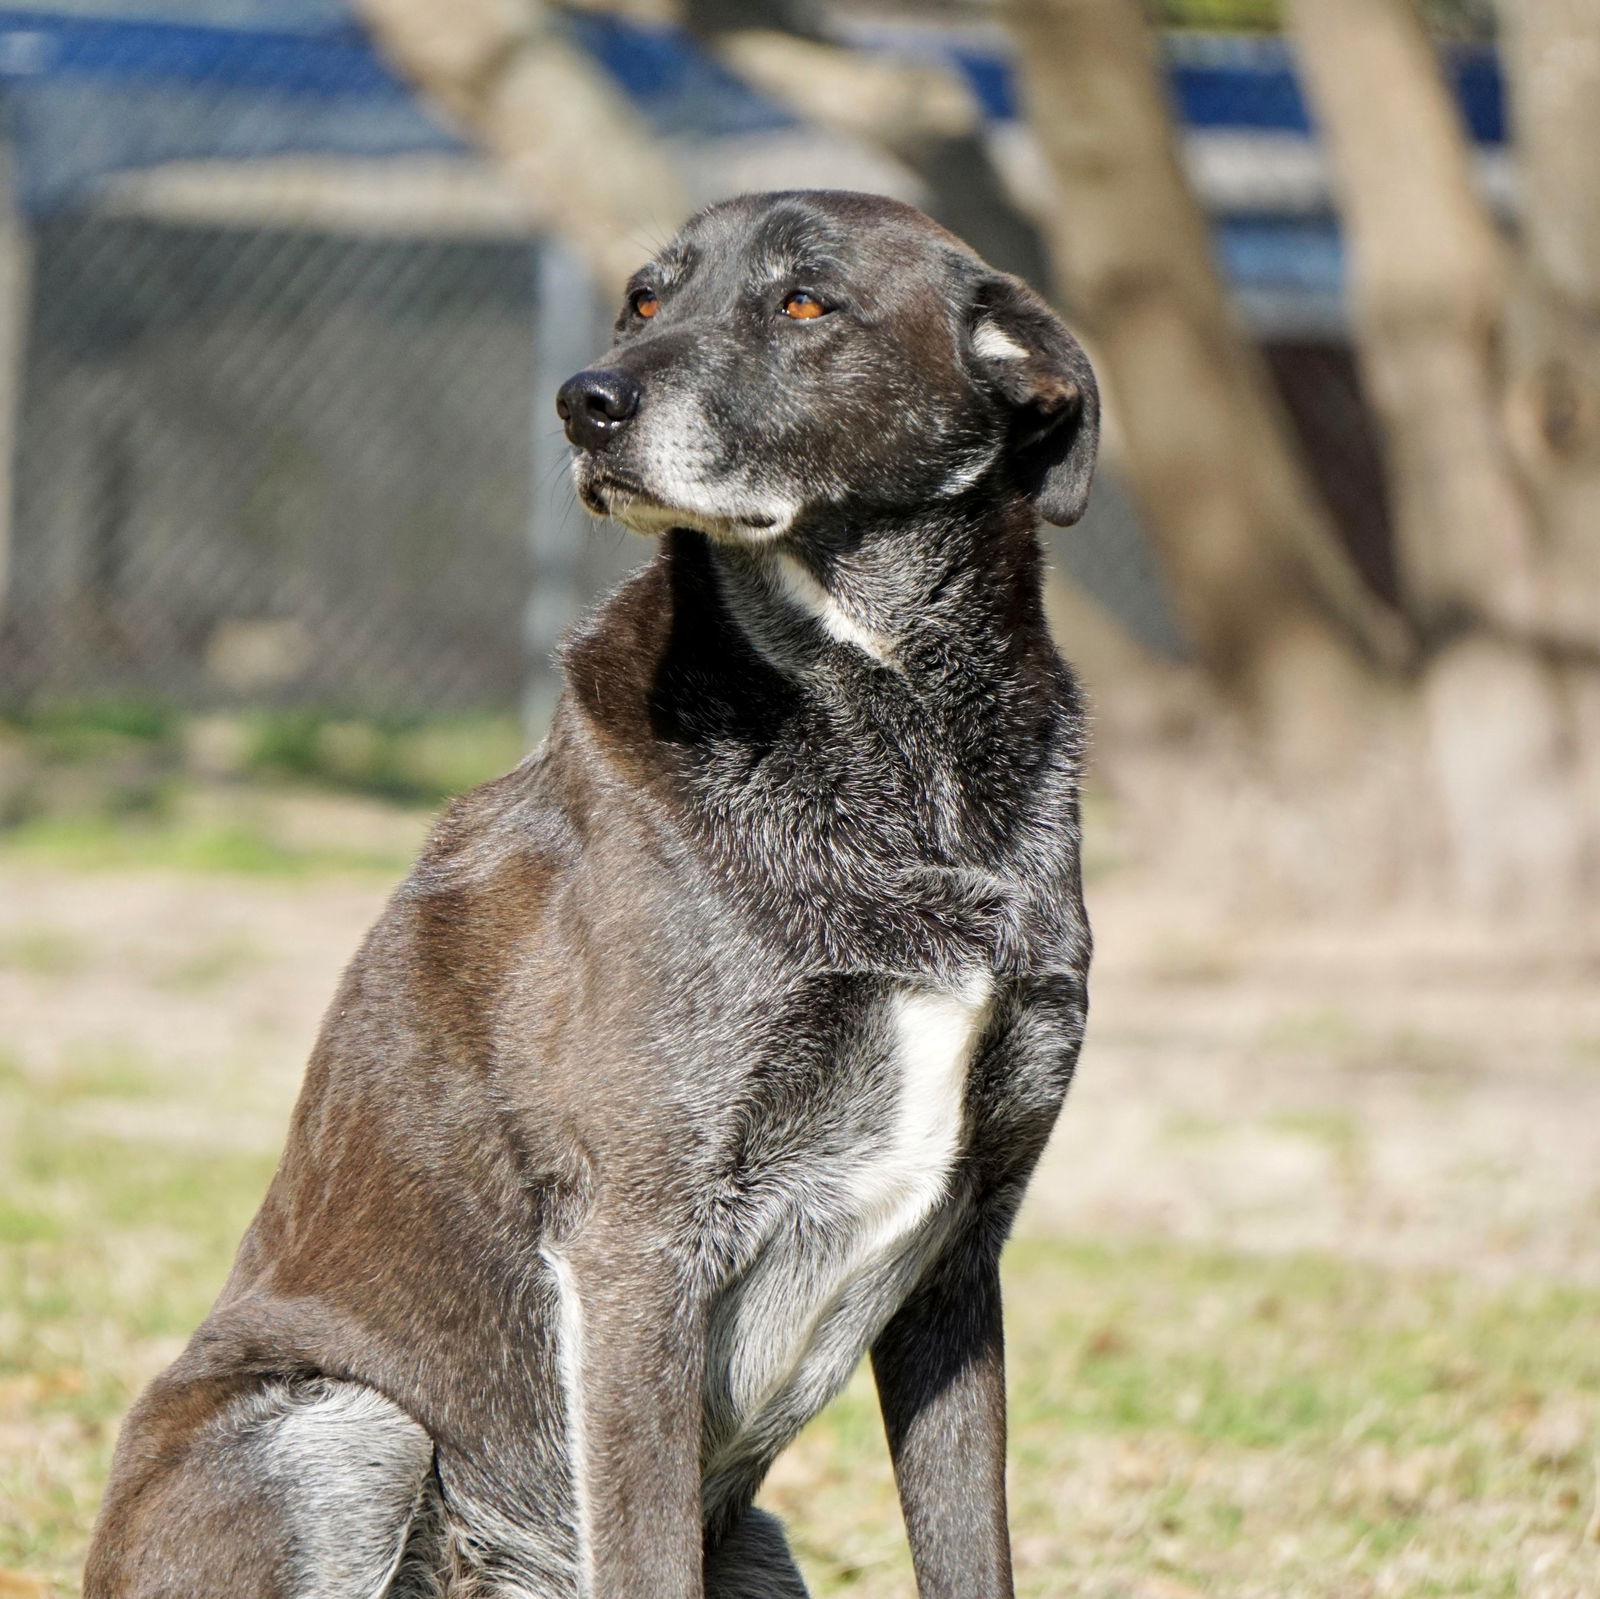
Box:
[558,190,1098,543]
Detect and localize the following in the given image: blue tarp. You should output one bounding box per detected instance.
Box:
[0,6,802,214]
[0,9,461,212]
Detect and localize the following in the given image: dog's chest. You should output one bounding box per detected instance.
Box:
[702,974,993,1483]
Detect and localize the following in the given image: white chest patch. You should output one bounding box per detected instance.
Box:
[710,974,994,1459]
[850,974,994,1255]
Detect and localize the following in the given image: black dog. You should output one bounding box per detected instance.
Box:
[87,190,1098,1599]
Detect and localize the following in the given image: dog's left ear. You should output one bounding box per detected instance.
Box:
[966,274,1100,527]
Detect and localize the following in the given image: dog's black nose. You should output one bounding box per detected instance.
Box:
[556,369,641,451]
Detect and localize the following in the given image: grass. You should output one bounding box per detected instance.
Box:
[0,810,415,878]
[0,703,522,879]
[147,932,266,993]
[1,1036,1595,1598]
[0,930,89,980]
[1148,0,1494,37]
[1,702,525,811]
[770,1246,1599,1598]
[0,1053,280,1585]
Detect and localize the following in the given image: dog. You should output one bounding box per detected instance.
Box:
[86,189,1098,1599]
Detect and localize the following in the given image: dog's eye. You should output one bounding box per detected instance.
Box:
[782,292,827,320]
[631,289,660,319]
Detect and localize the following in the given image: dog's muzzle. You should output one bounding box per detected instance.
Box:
[557,368,641,452]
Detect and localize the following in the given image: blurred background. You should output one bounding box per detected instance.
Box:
[1,1,1597,1595]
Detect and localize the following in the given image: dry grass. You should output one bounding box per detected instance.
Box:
[1,797,1598,1597]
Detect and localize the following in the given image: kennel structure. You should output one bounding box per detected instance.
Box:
[0,2,1507,717]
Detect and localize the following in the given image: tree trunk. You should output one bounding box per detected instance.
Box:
[1499,0,1600,651]
[1498,0,1600,845]
[688,5,1054,288]
[1289,0,1598,912]
[351,0,689,290]
[1007,0,1408,761]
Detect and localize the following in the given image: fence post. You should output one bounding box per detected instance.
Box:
[525,235,599,741]
[0,141,30,615]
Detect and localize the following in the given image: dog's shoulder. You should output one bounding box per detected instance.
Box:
[295,740,588,1062]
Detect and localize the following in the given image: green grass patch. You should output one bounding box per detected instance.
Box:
[1150,0,1493,35]
[770,1241,1599,1596]
[1152,0,1282,28]
[236,709,526,805]
[150,932,266,993]
[2,703,527,849]
[0,811,413,878]
[0,702,535,880]
[3,701,181,760]
[42,1043,165,1104]
[0,927,89,979]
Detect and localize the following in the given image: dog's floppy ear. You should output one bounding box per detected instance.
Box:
[967,274,1100,527]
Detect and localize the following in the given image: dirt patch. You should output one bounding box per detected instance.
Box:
[1030,882,1600,1282]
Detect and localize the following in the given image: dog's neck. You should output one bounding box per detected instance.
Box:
[557,492,1081,974]
[561,491,1065,782]
[690,492,1048,681]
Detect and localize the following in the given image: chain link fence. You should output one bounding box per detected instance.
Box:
[0,3,1506,721]
[8,214,547,710]
[0,5,642,722]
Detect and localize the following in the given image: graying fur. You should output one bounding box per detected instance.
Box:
[86,191,1098,1599]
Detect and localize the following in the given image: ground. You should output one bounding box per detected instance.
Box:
[0,783,1597,1598]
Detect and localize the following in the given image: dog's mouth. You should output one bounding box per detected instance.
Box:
[576,463,782,539]
[578,465,652,515]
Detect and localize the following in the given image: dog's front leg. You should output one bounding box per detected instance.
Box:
[871,1230,1013,1599]
[561,1220,707,1599]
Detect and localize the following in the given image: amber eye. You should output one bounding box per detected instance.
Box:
[782,291,827,320]
[631,289,659,319]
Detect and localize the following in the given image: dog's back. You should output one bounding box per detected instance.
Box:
[87,191,1097,1599]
